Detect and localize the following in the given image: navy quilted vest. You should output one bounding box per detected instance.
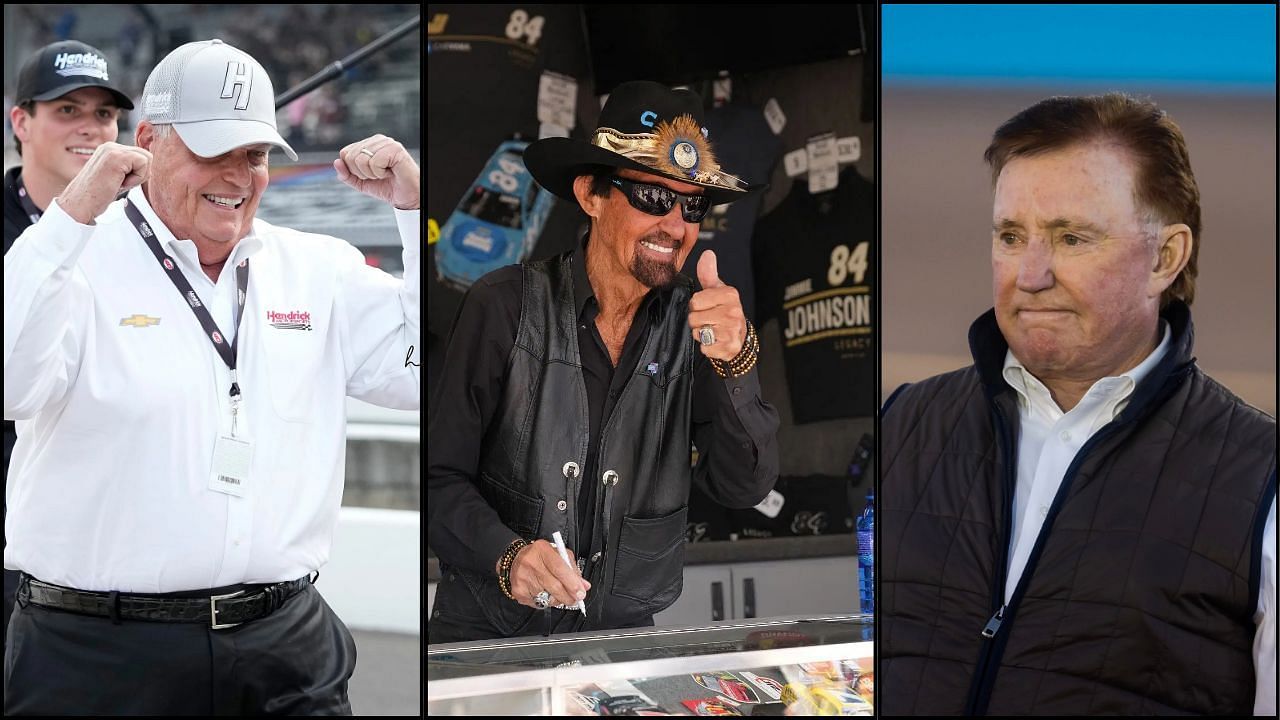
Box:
[881,302,1276,715]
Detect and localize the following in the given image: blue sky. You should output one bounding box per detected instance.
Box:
[883,5,1276,90]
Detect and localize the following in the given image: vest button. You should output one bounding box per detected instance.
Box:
[562,461,580,479]
[591,552,601,562]
[557,500,568,511]
[603,470,619,486]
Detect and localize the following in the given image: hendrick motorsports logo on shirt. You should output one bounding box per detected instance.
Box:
[267,309,312,331]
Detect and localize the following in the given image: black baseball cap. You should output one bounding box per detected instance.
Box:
[15,40,134,110]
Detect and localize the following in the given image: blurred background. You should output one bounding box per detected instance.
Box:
[881,4,1276,415]
[3,4,421,715]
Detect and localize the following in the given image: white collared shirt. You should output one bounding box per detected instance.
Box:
[1003,321,1276,715]
[3,186,420,593]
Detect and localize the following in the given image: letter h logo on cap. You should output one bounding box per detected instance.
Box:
[140,39,298,161]
[221,62,252,110]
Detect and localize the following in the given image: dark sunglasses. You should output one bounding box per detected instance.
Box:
[609,176,712,223]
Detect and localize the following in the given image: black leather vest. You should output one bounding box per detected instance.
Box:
[441,251,697,636]
[881,303,1276,715]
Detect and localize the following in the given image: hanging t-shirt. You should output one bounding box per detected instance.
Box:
[753,167,876,423]
[679,101,782,322]
[427,4,591,399]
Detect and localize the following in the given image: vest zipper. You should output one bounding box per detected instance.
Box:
[981,606,1006,638]
[964,403,1018,715]
[966,410,1132,714]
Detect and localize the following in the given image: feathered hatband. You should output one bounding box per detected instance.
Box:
[590,114,750,192]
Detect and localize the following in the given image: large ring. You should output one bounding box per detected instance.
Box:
[534,590,551,610]
[359,147,376,158]
[699,325,716,346]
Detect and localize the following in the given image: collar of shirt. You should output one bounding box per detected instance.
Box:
[1000,320,1172,606]
[126,185,264,284]
[1002,320,1173,430]
[571,232,667,325]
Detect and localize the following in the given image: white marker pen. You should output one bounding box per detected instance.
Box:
[551,531,587,616]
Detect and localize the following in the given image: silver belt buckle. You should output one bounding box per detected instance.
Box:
[210,589,247,630]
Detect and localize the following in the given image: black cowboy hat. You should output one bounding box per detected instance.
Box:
[524,80,762,207]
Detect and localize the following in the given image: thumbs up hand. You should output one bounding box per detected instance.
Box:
[697,249,724,290]
[688,250,748,361]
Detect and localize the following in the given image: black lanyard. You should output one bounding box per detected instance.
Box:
[14,174,42,224]
[123,199,249,403]
[17,172,129,225]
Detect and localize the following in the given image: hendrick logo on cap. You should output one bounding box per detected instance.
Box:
[144,93,173,117]
[54,51,109,81]
[220,62,254,111]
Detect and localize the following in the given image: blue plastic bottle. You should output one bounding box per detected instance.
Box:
[856,491,874,613]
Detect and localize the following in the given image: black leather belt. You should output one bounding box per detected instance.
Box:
[17,573,313,630]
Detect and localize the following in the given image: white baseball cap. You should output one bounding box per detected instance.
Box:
[141,39,297,161]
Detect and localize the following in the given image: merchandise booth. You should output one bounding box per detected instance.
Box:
[427,5,877,714]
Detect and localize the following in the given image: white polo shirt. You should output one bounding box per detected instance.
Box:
[3,186,420,593]
[1003,322,1276,715]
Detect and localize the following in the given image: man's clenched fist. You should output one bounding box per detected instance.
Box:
[334,134,420,210]
[57,143,152,225]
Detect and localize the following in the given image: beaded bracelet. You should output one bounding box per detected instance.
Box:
[711,322,758,378]
[709,320,760,379]
[496,538,531,600]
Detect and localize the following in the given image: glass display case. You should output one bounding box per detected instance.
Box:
[427,613,873,715]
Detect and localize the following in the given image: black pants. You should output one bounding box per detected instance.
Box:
[2,569,18,648]
[3,421,15,646]
[4,581,357,715]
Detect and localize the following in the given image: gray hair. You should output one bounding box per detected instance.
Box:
[149,123,173,141]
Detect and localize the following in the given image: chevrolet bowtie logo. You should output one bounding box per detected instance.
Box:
[119,314,161,328]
